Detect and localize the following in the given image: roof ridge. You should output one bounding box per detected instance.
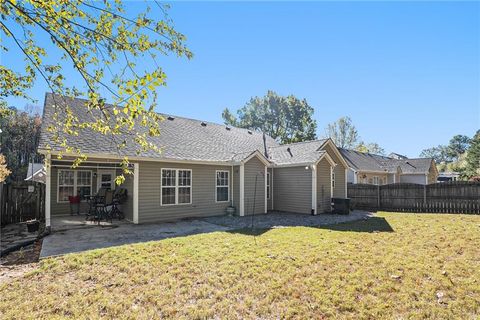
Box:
[271,138,328,149]
[46,93,274,140]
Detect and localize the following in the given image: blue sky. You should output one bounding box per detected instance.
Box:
[3,1,479,157]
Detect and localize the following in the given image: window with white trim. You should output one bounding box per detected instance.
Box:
[57,170,92,202]
[332,172,335,189]
[76,171,92,199]
[58,170,75,202]
[267,172,271,199]
[216,170,229,202]
[373,176,379,185]
[161,169,192,205]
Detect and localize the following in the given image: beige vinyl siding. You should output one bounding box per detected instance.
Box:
[243,157,266,215]
[138,161,232,223]
[322,144,347,198]
[232,165,240,211]
[267,168,273,211]
[50,162,133,216]
[356,172,389,185]
[316,158,332,213]
[273,166,312,214]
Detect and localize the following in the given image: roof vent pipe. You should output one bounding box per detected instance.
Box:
[247,130,252,134]
[167,116,175,121]
[201,122,207,127]
[287,147,293,157]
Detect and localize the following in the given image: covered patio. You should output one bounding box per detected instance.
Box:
[44,155,139,229]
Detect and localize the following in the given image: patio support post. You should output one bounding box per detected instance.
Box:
[45,154,51,230]
[311,164,317,215]
[264,165,267,213]
[239,163,245,216]
[133,162,139,224]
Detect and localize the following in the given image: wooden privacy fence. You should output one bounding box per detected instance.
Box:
[0,181,45,226]
[348,181,480,214]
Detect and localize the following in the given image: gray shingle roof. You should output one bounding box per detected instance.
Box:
[339,148,433,174]
[269,139,328,165]
[39,93,278,162]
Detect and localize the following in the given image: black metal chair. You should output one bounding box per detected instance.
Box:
[86,188,107,222]
[94,190,114,224]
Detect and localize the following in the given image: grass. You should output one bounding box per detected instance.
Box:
[1,212,479,319]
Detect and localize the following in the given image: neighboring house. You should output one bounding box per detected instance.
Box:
[437,172,460,182]
[340,149,438,185]
[38,93,349,227]
[25,163,46,184]
[388,152,408,160]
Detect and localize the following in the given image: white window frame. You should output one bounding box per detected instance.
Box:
[57,169,92,203]
[215,170,230,203]
[373,176,379,185]
[266,172,271,199]
[160,168,192,206]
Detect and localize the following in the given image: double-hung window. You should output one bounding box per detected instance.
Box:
[58,170,92,202]
[266,172,271,199]
[161,169,192,205]
[373,176,379,185]
[216,170,229,202]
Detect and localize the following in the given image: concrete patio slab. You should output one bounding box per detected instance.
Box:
[202,210,373,229]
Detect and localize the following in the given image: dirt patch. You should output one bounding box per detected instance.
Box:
[0,240,42,284]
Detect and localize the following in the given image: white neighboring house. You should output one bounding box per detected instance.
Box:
[339,149,438,185]
[25,163,46,184]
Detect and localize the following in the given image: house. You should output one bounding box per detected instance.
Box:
[339,148,438,185]
[388,152,408,160]
[38,93,349,228]
[25,163,46,184]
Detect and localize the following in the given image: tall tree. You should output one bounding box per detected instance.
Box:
[464,130,480,178]
[447,134,471,160]
[325,116,359,148]
[0,106,43,181]
[0,1,192,182]
[222,91,317,144]
[356,142,386,155]
[419,146,452,163]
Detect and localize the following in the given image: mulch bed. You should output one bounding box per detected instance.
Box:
[0,240,42,284]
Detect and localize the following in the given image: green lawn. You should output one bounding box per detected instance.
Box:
[1,212,479,319]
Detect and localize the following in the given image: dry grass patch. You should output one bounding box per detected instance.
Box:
[1,212,479,319]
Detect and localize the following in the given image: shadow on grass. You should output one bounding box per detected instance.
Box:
[228,217,394,236]
[316,217,394,233]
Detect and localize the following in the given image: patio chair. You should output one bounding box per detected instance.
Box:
[111,188,128,220]
[94,189,114,224]
[86,188,107,222]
